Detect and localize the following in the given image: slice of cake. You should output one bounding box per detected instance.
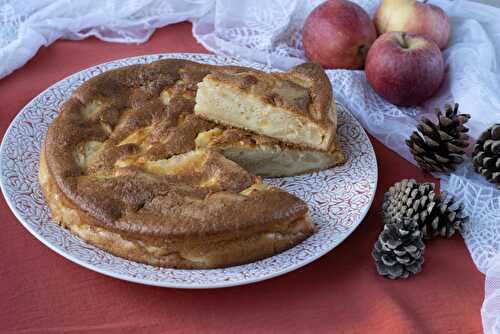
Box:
[195,127,345,177]
[194,63,337,151]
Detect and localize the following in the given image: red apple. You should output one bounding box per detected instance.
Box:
[303,0,377,69]
[374,0,450,49]
[365,32,444,106]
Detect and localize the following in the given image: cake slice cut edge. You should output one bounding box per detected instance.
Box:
[194,62,337,151]
[195,127,345,177]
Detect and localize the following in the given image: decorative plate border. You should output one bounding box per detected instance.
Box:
[0,53,377,288]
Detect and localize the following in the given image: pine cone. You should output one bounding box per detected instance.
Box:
[406,103,470,173]
[472,124,500,188]
[382,179,469,239]
[372,218,425,279]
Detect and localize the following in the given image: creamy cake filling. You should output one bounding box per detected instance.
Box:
[195,128,344,177]
[195,77,336,150]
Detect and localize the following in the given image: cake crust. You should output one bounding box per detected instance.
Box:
[40,149,314,268]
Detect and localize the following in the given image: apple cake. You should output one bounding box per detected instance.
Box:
[39,59,343,269]
[194,62,337,151]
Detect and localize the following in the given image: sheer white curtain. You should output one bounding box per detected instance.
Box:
[1,0,499,332]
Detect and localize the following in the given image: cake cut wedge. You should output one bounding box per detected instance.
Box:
[194,62,337,151]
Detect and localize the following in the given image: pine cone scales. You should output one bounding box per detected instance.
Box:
[406,103,470,173]
[473,124,500,188]
[430,195,469,238]
[382,179,436,224]
[372,218,425,279]
[382,179,468,239]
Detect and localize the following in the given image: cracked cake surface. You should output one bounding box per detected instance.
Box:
[40,59,342,269]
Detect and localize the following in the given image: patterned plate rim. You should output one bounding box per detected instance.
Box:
[0,53,378,288]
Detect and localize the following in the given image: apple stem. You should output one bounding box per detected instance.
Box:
[401,32,408,49]
[358,44,369,59]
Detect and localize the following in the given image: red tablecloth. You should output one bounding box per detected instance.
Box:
[0,22,484,334]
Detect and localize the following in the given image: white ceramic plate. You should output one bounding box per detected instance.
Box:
[0,53,377,288]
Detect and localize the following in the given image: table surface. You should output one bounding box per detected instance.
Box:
[0,22,484,334]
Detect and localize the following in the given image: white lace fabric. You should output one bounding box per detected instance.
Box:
[1,0,500,332]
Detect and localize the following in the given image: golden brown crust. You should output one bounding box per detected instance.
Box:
[41,59,326,268]
[280,62,333,123]
[40,150,314,268]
